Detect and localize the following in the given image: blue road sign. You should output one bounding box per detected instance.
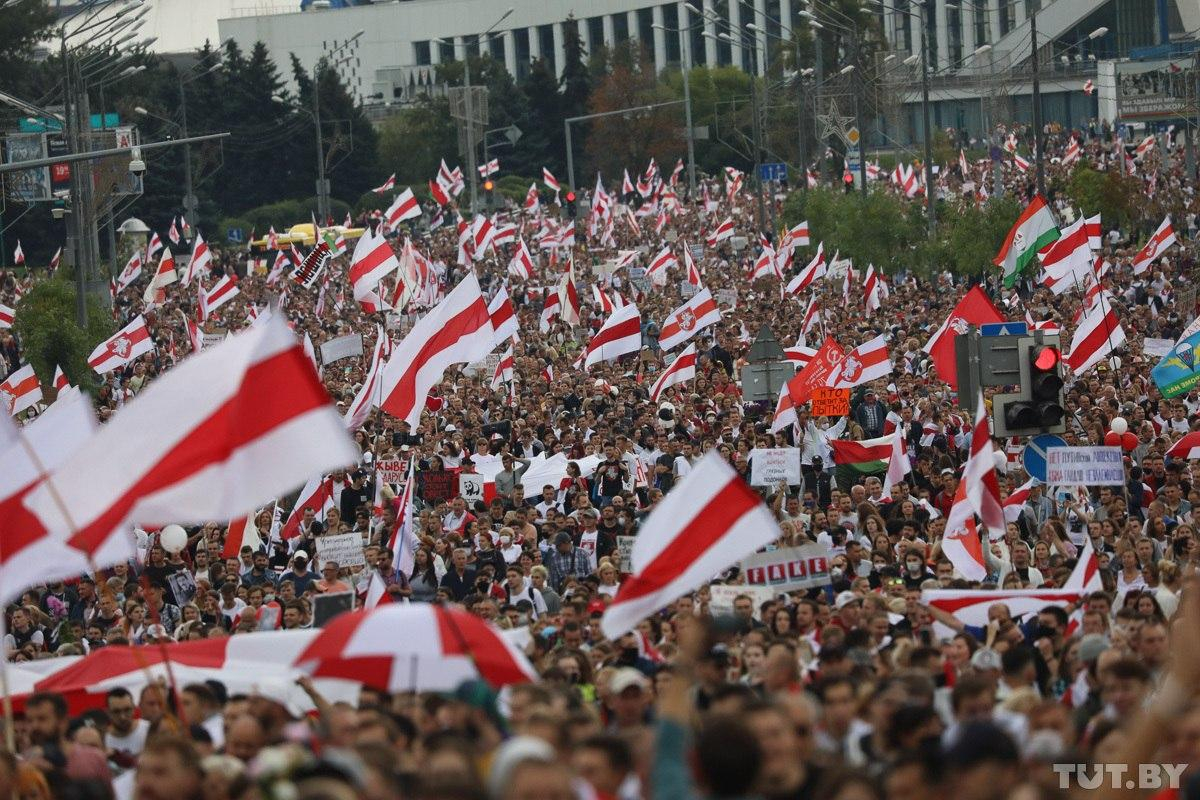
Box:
[980,321,1028,336]
[1021,434,1067,482]
[759,162,788,182]
[226,228,245,244]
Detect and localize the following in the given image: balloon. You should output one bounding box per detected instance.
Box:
[1122,432,1139,451]
[159,524,187,554]
[993,450,1008,473]
[1110,417,1128,435]
[1104,431,1120,447]
[1107,356,1122,371]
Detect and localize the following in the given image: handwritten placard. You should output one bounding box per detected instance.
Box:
[314,532,366,568]
[811,387,850,417]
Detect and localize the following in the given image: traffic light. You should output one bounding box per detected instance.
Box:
[482,179,495,210]
[565,190,577,218]
[991,334,1067,437]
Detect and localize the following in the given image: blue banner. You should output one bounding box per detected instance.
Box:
[1152,331,1200,398]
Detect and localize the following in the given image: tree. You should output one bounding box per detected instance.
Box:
[0,0,56,101]
[12,279,114,394]
[376,96,458,190]
[584,44,681,180]
[519,59,567,174]
[1064,165,1145,233]
[559,17,591,123]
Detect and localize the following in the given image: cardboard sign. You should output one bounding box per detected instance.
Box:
[810,387,850,417]
[749,447,801,486]
[459,473,485,505]
[739,544,834,592]
[376,459,407,485]
[617,535,636,573]
[715,288,737,308]
[312,591,355,628]
[1143,337,1174,359]
[201,332,226,349]
[679,281,698,298]
[709,584,776,619]
[1045,446,1125,486]
[319,334,363,365]
[314,532,366,568]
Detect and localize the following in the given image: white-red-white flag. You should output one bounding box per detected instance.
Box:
[25,315,359,569]
[48,247,61,274]
[349,229,400,308]
[801,297,821,336]
[601,451,780,638]
[0,364,41,415]
[488,286,518,344]
[378,273,494,426]
[184,232,212,284]
[1132,216,1176,274]
[646,246,678,282]
[786,243,826,295]
[12,241,24,266]
[221,512,264,559]
[182,312,203,353]
[825,334,891,389]
[1066,293,1124,375]
[143,248,177,304]
[385,188,421,229]
[509,239,535,279]
[539,289,561,333]
[52,365,69,393]
[200,273,240,320]
[682,242,702,286]
[584,304,641,369]
[388,457,419,575]
[863,264,882,314]
[659,288,720,350]
[478,158,499,178]
[117,250,143,291]
[542,167,561,193]
[650,344,696,402]
[344,325,392,431]
[88,315,155,374]
[168,218,181,245]
[0,303,13,329]
[372,173,396,194]
[145,232,163,262]
[710,217,735,244]
[491,344,514,391]
[559,263,582,326]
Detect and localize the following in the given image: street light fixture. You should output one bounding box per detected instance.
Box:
[1089,26,1108,39]
[839,64,855,74]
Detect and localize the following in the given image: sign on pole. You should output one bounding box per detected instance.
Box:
[1045,446,1125,486]
[758,162,788,182]
[319,334,364,364]
[1021,434,1066,482]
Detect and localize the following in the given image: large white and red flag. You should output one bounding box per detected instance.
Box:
[601,451,780,639]
[1066,293,1125,375]
[25,316,359,567]
[584,304,642,369]
[143,248,177,304]
[344,326,392,431]
[942,478,987,580]
[199,274,240,321]
[221,512,264,559]
[559,264,582,326]
[786,243,826,295]
[1003,478,1035,523]
[472,214,496,255]
[650,344,697,402]
[184,232,212,284]
[385,188,421,229]
[682,242,702,286]
[0,303,13,329]
[183,313,203,354]
[801,297,821,336]
[488,286,518,344]
[783,221,810,248]
[52,365,70,393]
[1167,431,1200,460]
[378,273,495,426]
[509,239,535,279]
[659,288,720,350]
[539,289,561,333]
[0,391,100,603]
[709,217,735,244]
[0,364,42,416]
[88,315,155,374]
[862,264,882,314]
[145,232,163,262]
[1039,214,1102,293]
[349,229,400,309]
[825,334,891,389]
[478,158,499,178]
[116,250,143,291]
[750,244,780,281]
[646,246,678,283]
[1132,216,1176,275]
[388,457,419,575]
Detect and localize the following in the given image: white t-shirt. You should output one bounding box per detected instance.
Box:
[220,598,248,622]
[106,719,151,757]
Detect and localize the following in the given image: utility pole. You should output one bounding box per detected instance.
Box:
[749,50,767,237]
[919,2,935,234]
[179,74,197,230]
[463,49,478,214]
[1030,11,1045,197]
[313,62,329,225]
[61,31,86,327]
[797,73,808,188]
[852,33,867,195]
[680,31,697,197]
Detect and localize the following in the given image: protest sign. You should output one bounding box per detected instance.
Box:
[749,447,801,486]
[679,281,698,298]
[1045,446,1125,486]
[319,334,363,365]
[616,535,636,573]
[810,387,850,417]
[376,459,407,485]
[715,288,737,308]
[314,532,367,568]
[1143,338,1174,359]
[459,473,486,505]
[312,592,354,628]
[739,544,834,592]
[167,571,197,605]
[1152,331,1200,398]
[202,332,226,349]
[709,584,776,619]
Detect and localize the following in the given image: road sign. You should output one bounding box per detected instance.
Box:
[981,321,1029,336]
[759,162,788,182]
[846,126,861,146]
[226,227,244,244]
[1021,434,1066,482]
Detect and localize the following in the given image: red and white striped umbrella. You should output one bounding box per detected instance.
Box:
[294,604,536,692]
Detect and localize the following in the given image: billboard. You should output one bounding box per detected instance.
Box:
[4,133,50,201]
[1116,59,1198,121]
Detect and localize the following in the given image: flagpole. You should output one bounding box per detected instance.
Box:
[0,617,15,751]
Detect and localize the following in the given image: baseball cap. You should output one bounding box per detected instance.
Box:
[970,647,1002,671]
[445,424,457,432]
[294,550,308,561]
[554,531,571,545]
[834,590,861,610]
[1077,633,1109,663]
[609,667,650,694]
[940,468,955,476]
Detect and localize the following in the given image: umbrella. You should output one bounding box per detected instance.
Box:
[293,604,536,692]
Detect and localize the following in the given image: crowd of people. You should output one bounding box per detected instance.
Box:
[1,119,1200,800]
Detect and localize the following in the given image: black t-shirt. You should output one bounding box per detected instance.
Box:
[597,458,626,496]
[655,454,676,491]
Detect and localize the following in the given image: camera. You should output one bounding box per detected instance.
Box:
[128,146,146,175]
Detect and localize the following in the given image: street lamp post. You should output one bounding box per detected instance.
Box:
[652,2,701,197]
[1030,10,1045,197]
[563,101,687,191]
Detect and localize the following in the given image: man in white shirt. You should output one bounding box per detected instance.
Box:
[502,565,547,618]
[106,688,151,762]
[673,441,696,478]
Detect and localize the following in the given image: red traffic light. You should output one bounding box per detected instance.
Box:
[565,191,576,202]
[1033,346,1060,371]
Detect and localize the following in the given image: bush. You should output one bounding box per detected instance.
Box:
[13,279,114,394]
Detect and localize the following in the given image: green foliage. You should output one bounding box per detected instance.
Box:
[1063,165,1143,231]
[13,280,114,394]
[494,175,537,203]
[217,217,254,242]
[376,96,458,186]
[781,188,922,274]
[238,197,351,233]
